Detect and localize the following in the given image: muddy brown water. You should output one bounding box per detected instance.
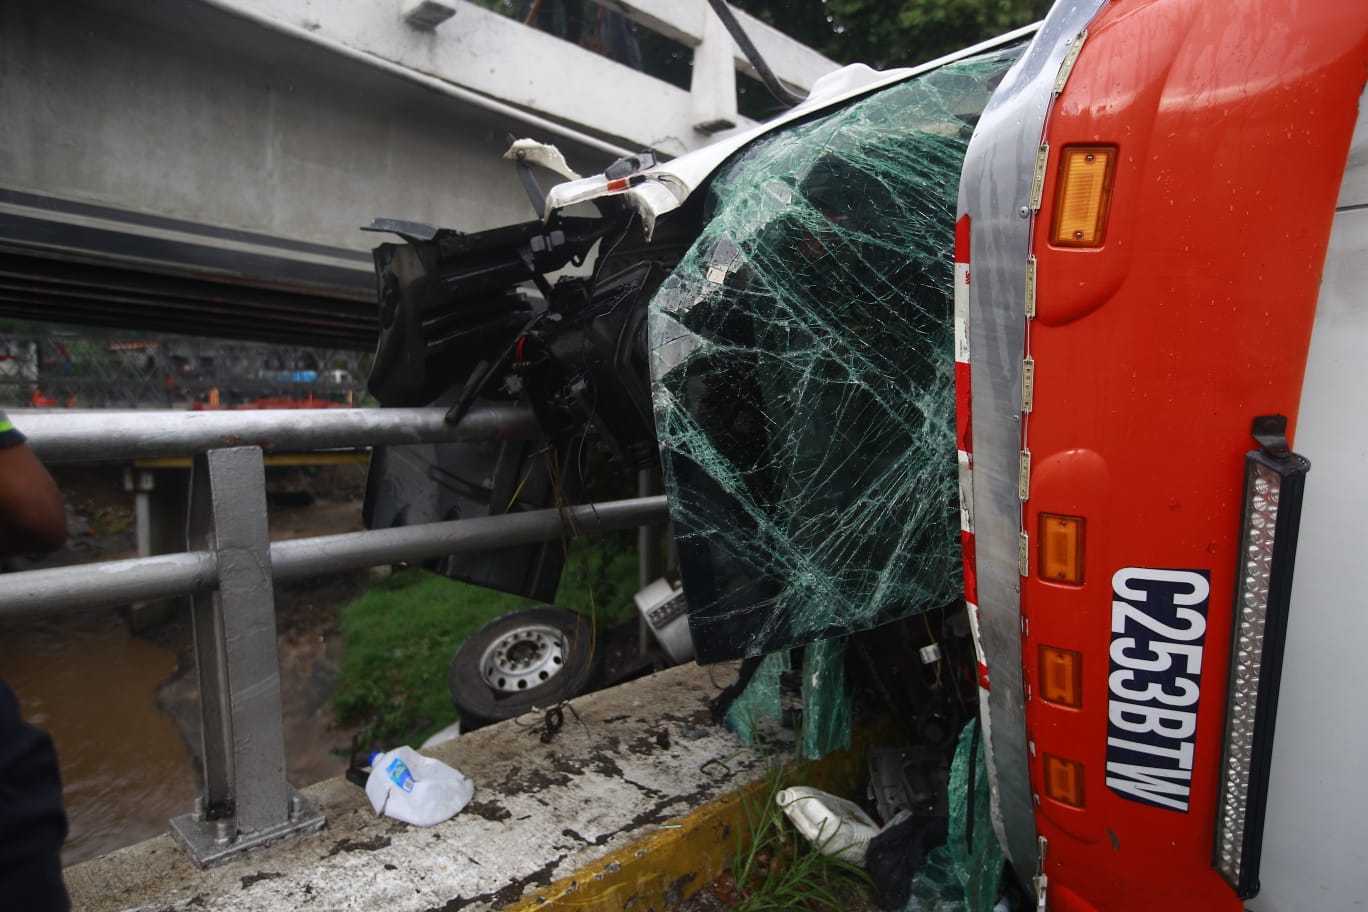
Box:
[1,477,370,868]
[1,611,197,866]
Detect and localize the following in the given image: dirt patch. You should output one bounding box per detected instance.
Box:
[151,567,371,790]
[325,835,393,857]
[239,871,285,890]
[463,799,512,823]
[46,463,374,791]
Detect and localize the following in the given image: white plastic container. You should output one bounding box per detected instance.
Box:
[365,746,474,827]
[776,786,881,865]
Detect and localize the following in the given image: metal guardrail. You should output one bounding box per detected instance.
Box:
[13,404,541,462]
[2,407,671,866]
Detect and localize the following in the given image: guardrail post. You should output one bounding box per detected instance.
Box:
[169,446,324,866]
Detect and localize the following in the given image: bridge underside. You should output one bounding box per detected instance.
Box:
[0,189,377,349]
[3,0,837,349]
[0,0,623,349]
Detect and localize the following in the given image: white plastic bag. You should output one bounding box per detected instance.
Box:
[366,746,474,826]
[776,786,881,865]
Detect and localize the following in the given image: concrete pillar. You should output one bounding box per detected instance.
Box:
[689,5,739,134]
[122,466,191,632]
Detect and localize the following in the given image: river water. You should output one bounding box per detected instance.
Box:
[0,493,368,868]
[0,610,197,866]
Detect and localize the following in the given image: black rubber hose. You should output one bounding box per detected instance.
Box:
[705,0,808,109]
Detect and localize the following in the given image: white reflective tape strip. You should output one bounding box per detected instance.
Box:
[954,262,971,364]
[966,600,989,681]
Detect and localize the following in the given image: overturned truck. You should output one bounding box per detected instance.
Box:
[364,1,1368,908]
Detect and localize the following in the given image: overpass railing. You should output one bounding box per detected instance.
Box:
[0,406,670,866]
[213,0,841,158]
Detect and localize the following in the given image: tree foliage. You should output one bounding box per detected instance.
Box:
[732,0,1053,69]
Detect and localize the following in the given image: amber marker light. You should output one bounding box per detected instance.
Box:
[1039,513,1085,584]
[1050,145,1116,247]
[1043,754,1086,808]
[1039,645,1083,708]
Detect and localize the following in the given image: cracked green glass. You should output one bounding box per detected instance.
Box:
[726,651,789,743]
[904,720,1004,912]
[800,637,852,759]
[649,47,1022,662]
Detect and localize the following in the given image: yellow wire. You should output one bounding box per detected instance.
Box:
[922,613,942,687]
[504,446,552,513]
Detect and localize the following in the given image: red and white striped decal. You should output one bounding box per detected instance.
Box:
[954,214,989,691]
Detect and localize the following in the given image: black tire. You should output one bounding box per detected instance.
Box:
[448,605,600,729]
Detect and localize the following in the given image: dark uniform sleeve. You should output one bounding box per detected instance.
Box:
[0,412,71,909]
[0,681,70,911]
[0,410,25,449]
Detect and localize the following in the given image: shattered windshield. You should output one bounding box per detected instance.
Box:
[649,46,1022,663]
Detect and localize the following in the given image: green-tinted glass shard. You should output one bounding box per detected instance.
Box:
[904,719,1005,912]
[904,846,969,912]
[800,637,852,759]
[726,651,790,743]
[649,47,1023,662]
[947,720,1004,912]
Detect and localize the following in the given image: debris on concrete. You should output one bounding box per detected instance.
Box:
[364,747,473,827]
[776,786,880,865]
[63,661,769,912]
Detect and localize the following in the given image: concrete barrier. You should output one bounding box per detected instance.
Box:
[64,661,873,911]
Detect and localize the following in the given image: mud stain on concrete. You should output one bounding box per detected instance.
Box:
[324,834,392,857]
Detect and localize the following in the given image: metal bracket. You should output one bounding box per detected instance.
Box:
[1251,414,1291,459]
[169,447,324,866]
[361,217,440,243]
[1029,144,1049,211]
[1034,835,1049,911]
[1052,30,1089,94]
[403,1,455,30]
[514,156,548,217]
[171,787,324,868]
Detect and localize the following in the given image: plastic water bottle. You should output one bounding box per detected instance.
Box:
[776,786,881,865]
[365,746,474,826]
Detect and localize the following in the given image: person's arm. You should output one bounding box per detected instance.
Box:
[0,416,66,556]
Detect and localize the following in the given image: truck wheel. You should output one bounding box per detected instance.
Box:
[447,606,600,729]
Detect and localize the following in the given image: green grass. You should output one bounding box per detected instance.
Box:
[91,506,135,537]
[722,764,877,912]
[333,569,532,749]
[333,531,642,749]
[555,529,641,625]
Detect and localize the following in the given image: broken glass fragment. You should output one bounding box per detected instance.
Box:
[726,651,789,743]
[904,720,1005,912]
[800,637,852,760]
[649,47,1023,662]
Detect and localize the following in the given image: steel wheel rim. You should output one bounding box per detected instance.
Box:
[478,623,567,693]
